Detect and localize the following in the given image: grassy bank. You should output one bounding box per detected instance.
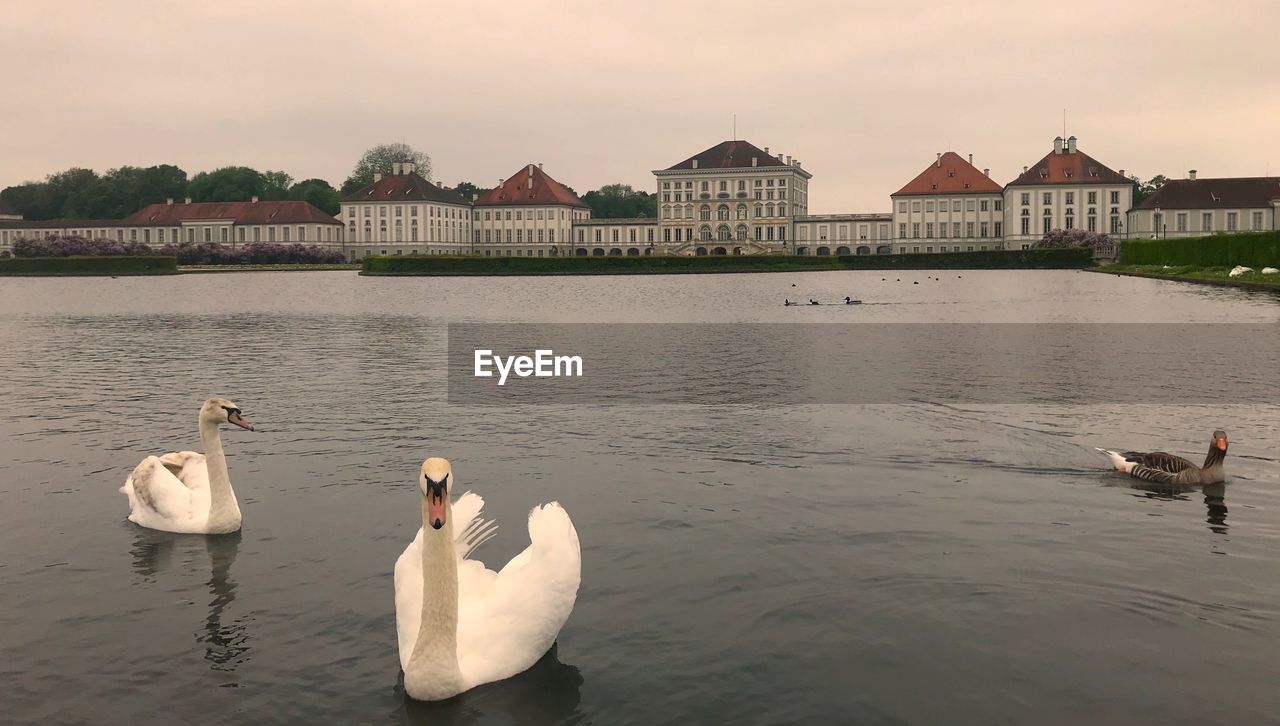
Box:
[1091,264,1280,291]
[362,248,1093,276]
[0,255,179,276]
[1120,231,1280,267]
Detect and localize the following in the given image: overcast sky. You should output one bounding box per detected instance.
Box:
[3,0,1277,211]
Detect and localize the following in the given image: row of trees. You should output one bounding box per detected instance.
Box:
[3,142,664,223]
[1,143,435,221]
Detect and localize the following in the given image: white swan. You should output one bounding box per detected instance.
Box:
[119,397,255,534]
[394,457,581,701]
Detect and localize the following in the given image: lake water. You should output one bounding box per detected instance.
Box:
[1,270,1278,725]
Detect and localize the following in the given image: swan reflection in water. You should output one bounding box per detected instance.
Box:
[1125,481,1229,535]
[396,643,584,725]
[129,529,251,672]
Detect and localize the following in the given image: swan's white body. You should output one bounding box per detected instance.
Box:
[119,399,250,534]
[394,467,581,702]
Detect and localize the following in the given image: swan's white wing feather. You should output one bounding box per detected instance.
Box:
[394,491,501,671]
[394,527,425,671]
[120,455,210,533]
[158,451,208,490]
[457,502,581,690]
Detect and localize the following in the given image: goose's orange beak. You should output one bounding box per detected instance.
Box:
[1216,437,1228,451]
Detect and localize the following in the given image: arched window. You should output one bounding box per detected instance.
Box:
[700,205,711,221]
[736,225,748,241]
[717,205,729,221]
[700,225,712,241]
[754,204,763,218]
[718,225,732,241]
[737,204,747,220]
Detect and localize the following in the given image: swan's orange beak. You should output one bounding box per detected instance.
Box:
[425,477,447,529]
[228,411,254,431]
[1216,437,1228,451]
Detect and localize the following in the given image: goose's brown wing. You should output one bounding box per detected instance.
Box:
[1122,451,1197,473]
[1126,463,1182,484]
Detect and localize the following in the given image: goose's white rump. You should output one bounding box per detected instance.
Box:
[394,471,581,700]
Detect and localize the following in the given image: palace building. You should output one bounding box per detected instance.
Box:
[1002,136,1133,249]
[653,140,812,255]
[890,152,1005,253]
[472,164,591,257]
[340,163,471,258]
[0,198,342,255]
[1128,172,1280,238]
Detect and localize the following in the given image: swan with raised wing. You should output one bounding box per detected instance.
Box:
[394,457,581,701]
[120,397,255,534]
[1095,429,1228,485]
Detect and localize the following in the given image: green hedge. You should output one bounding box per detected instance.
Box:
[362,248,1092,275]
[1120,231,1280,267]
[0,255,179,276]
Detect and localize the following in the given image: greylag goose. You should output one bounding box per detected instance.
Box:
[1095,430,1228,485]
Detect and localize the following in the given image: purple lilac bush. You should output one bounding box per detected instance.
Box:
[13,235,346,264]
[1034,228,1114,251]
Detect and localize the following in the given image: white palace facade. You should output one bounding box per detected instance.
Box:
[8,133,1277,260]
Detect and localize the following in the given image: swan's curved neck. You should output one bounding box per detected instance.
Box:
[404,497,463,700]
[199,418,236,531]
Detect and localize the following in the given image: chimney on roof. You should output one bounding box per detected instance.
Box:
[528,164,534,178]
[777,153,783,162]
[764,147,770,155]
[1054,136,1064,154]
[251,196,258,203]
[983,168,990,177]
[391,163,400,175]
[184,197,192,204]
[786,155,791,165]
[1067,136,1077,153]
[404,162,415,175]
[374,173,382,183]
[692,159,698,169]
[1119,169,1126,178]
[968,153,973,165]
[1023,166,1028,174]
[538,162,543,170]
[936,152,942,168]
[166,198,173,205]
[1189,169,1197,181]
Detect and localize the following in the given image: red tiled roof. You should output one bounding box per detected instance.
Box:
[665,140,788,171]
[474,164,587,208]
[1135,177,1280,210]
[892,152,1003,196]
[123,200,340,225]
[341,172,471,205]
[1006,146,1132,187]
